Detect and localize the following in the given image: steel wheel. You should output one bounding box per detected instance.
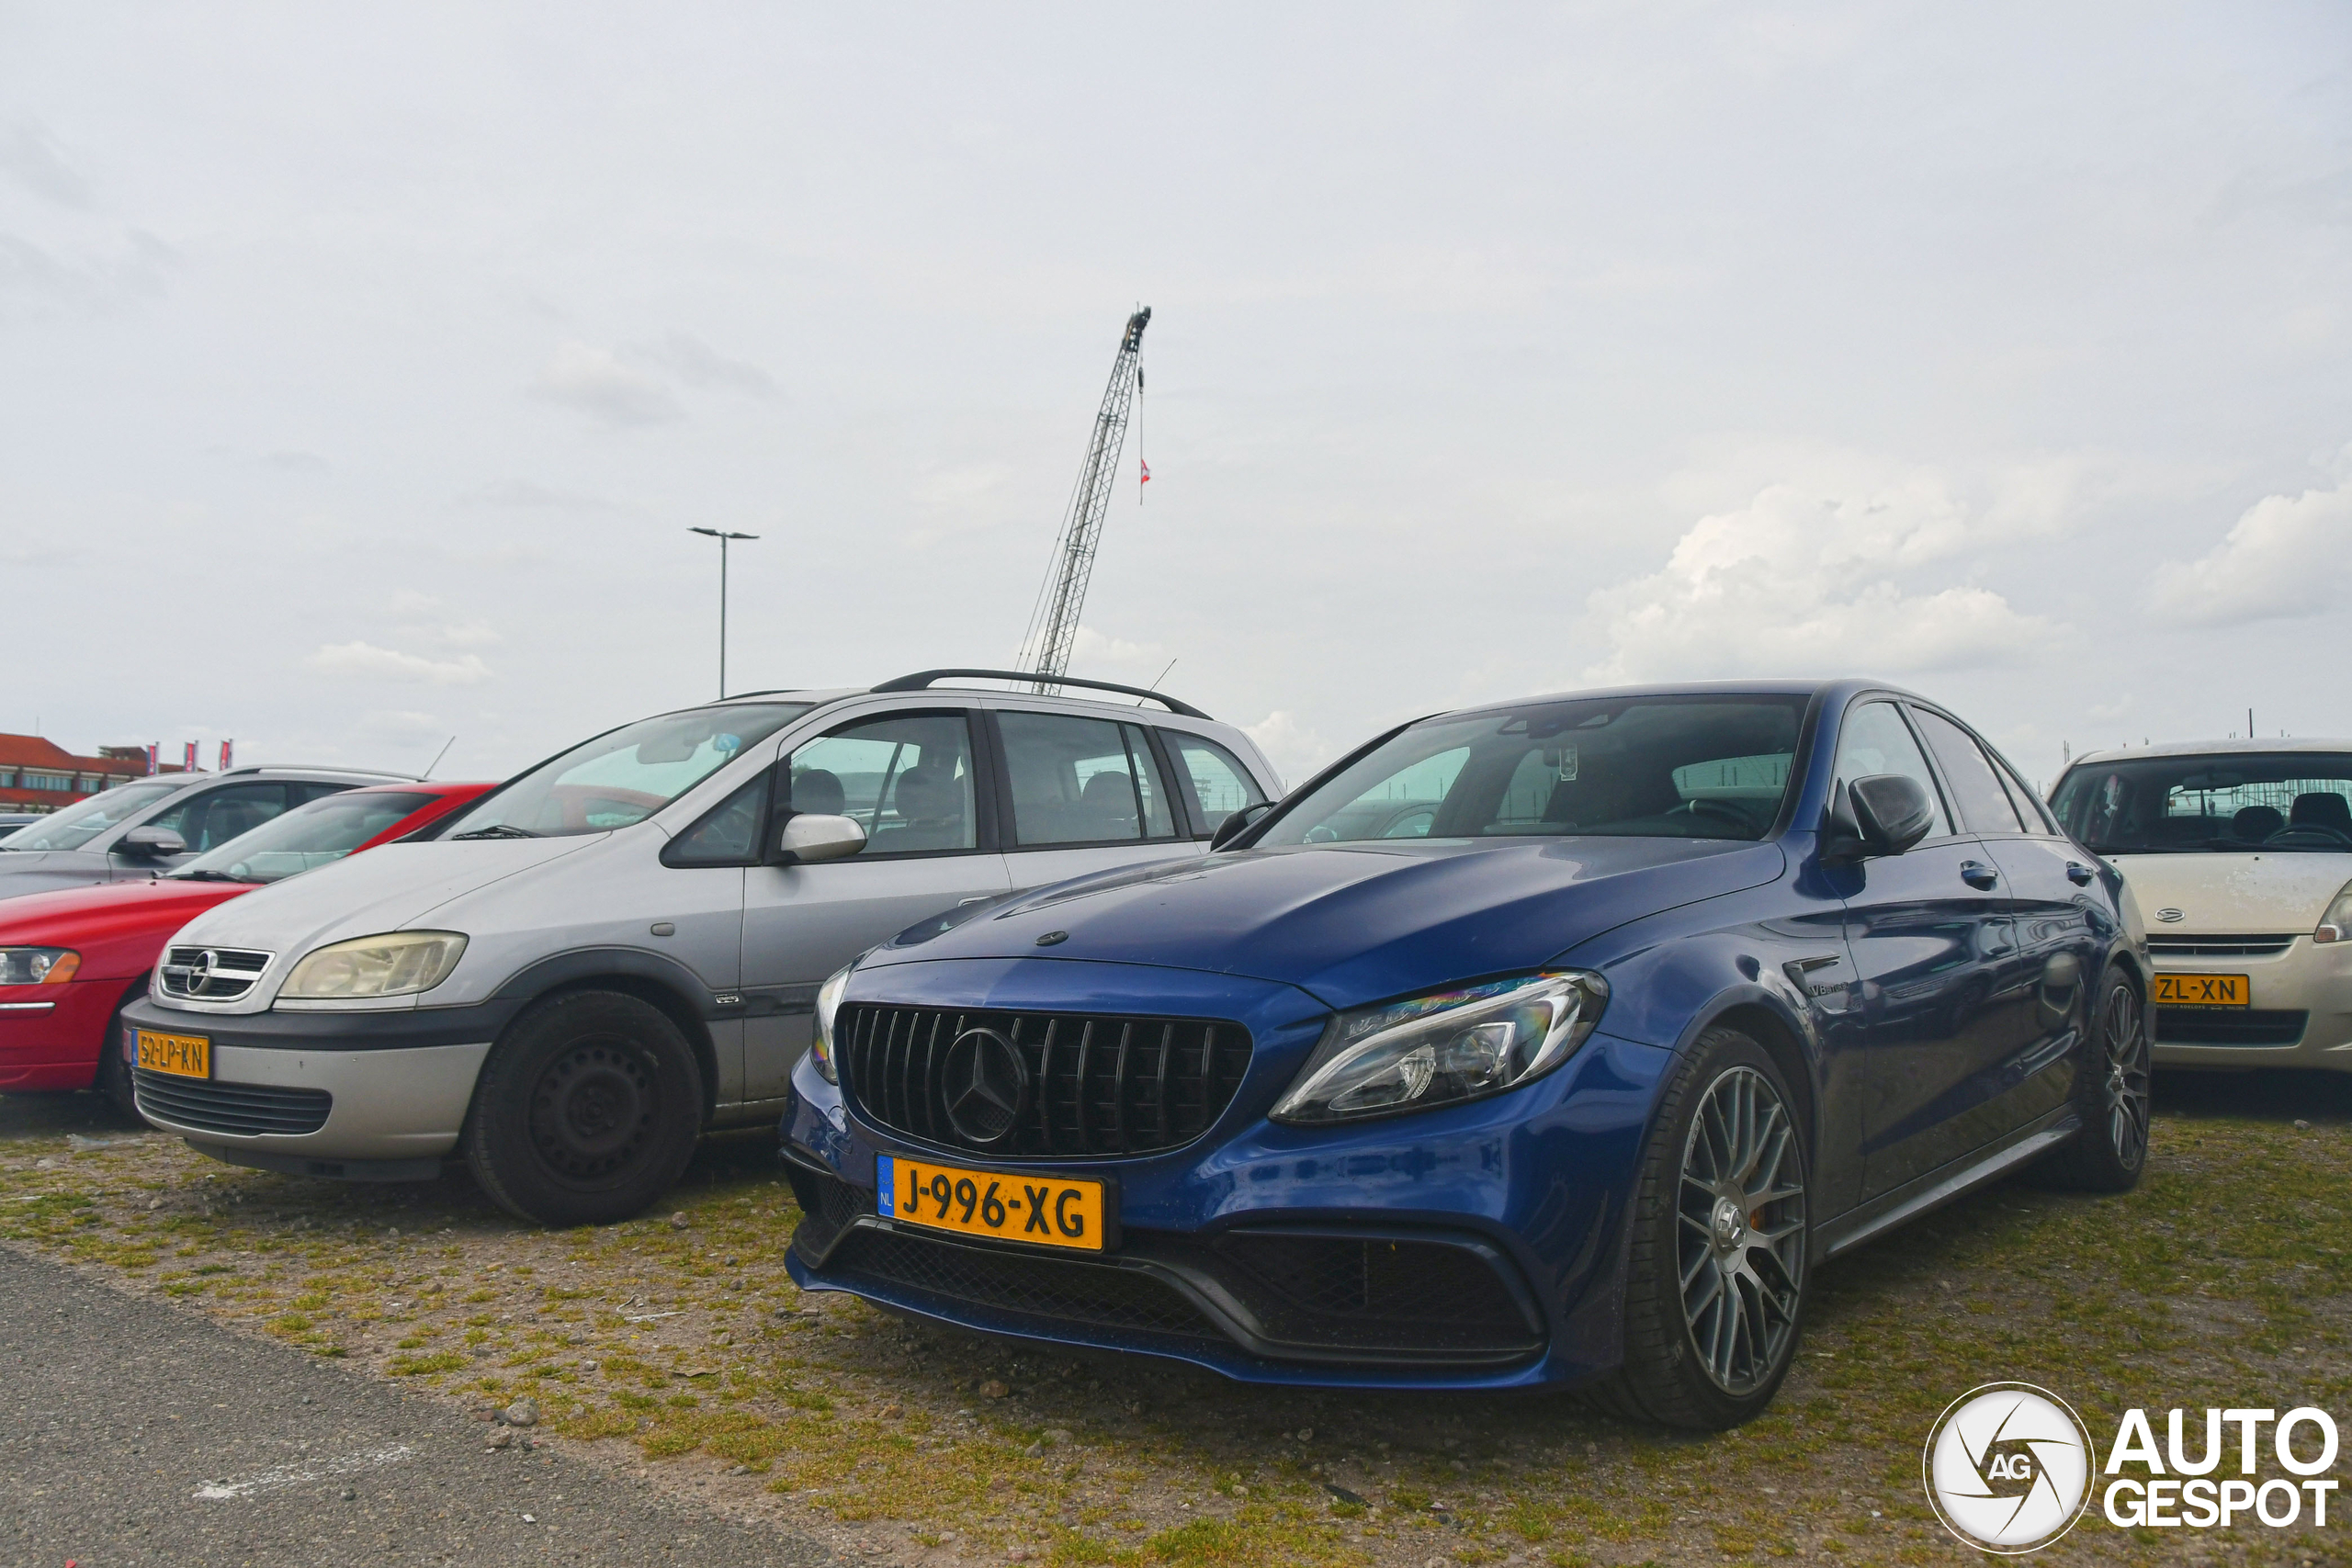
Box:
[1677,1065,1807,1396]
[2099,978,2150,1168]
[527,1039,658,1180]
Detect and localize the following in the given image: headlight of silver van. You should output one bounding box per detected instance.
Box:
[2314,878,2352,943]
[281,931,468,999]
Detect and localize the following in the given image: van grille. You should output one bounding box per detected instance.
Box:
[157,946,275,1001]
[2155,1008,2308,1047]
[134,1070,332,1135]
[836,1004,1251,1159]
[2147,935,2298,958]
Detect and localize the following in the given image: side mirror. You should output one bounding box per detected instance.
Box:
[115,826,187,861]
[775,813,866,864]
[1208,800,1276,852]
[1848,774,1937,858]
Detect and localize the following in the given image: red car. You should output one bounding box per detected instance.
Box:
[0,781,493,1111]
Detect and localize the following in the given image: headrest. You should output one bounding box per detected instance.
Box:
[2232,805,2284,841]
[2290,792,2351,830]
[790,768,845,817]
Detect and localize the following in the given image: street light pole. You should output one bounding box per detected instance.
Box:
[688,527,759,699]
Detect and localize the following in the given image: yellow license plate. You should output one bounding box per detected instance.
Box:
[2153,973,2249,1008]
[877,1156,1113,1252]
[136,1029,211,1078]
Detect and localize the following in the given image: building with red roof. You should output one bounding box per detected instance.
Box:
[0,734,152,813]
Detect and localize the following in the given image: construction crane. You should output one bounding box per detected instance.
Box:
[1016,306,1150,693]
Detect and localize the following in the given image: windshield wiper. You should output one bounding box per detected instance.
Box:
[172,869,263,883]
[450,823,539,840]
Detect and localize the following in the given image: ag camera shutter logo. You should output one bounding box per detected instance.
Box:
[1923,1382,2094,1552]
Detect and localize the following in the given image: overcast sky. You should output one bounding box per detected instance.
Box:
[5,4,2348,790]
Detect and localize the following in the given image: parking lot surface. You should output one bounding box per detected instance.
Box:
[5,1077,2347,1566]
[0,1240,833,1567]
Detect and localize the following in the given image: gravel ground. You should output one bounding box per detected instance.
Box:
[4,1075,2348,1567]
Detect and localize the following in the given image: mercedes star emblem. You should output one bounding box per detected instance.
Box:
[940,1027,1031,1146]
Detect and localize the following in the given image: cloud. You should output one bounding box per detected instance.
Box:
[0,121,91,207]
[310,642,492,685]
[642,332,779,400]
[1241,712,1331,791]
[2147,469,2352,627]
[0,229,175,315]
[528,342,684,428]
[464,478,626,512]
[1069,626,1168,671]
[1580,467,2071,684]
[260,449,329,473]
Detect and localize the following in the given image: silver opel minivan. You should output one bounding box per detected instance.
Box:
[121,671,1278,1225]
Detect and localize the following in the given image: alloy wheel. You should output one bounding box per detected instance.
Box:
[2101,981,2151,1168]
[1677,1066,1807,1395]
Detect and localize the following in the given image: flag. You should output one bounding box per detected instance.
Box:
[145,744,158,776]
[184,742,198,773]
[219,740,233,770]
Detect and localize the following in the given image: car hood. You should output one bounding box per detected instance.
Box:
[2102,852,2351,934]
[0,849,108,895]
[867,836,1787,1011]
[0,878,251,976]
[164,835,604,968]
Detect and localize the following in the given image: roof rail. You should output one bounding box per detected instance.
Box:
[872,669,1210,720]
[222,765,421,781]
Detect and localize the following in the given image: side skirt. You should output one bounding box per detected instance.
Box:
[1812,1105,2081,1263]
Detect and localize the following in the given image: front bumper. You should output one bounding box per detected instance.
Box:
[0,977,127,1091]
[2150,935,2352,1071]
[777,957,1669,1392]
[119,996,509,1167]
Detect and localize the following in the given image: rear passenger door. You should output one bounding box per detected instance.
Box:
[736,708,1012,1106]
[1913,708,2098,1126]
[989,708,1202,892]
[1159,730,1272,842]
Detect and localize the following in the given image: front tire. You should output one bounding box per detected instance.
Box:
[2031,962,2149,1192]
[96,1003,139,1120]
[462,989,704,1227]
[1600,1025,1810,1430]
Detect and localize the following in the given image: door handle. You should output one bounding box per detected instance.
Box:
[2064,861,2095,886]
[1959,861,2000,890]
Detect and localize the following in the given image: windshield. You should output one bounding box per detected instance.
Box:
[2052,753,2352,853]
[438,704,810,840]
[171,791,436,884]
[1258,694,1808,847]
[0,781,182,852]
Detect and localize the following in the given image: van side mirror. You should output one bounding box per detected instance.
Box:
[775,813,865,864]
[1208,800,1275,852]
[115,826,187,861]
[1843,774,1936,858]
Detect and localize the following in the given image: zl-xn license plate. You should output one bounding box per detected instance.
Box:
[2153,973,2249,1008]
[877,1155,1114,1252]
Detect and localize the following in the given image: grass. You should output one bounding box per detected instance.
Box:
[4,1072,2349,1565]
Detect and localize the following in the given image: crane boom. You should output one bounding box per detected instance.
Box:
[1018,306,1150,693]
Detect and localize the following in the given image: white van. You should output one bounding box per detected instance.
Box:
[121,671,1278,1224]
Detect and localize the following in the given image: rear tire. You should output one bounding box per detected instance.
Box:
[2031,962,2149,1193]
[462,989,704,1227]
[1599,1025,1811,1430]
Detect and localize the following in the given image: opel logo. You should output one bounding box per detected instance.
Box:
[2154,908,2185,923]
[940,1028,1030,1147]
[189,950,219,990]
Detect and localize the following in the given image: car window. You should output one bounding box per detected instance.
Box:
[1833,703,1953,839]
[175,791,434,883]
[440,702,809,840]
[664,773,769,865]
[146,782,293,852]
[0,781,180,852]
[1912,709,2023,834]
[1163,733,1268,840]
[1000,712,1179,847]
[787,712,977,855]
[1260,695,1806,846]
[2051,752,2352,853]
[1993,757,2053,835]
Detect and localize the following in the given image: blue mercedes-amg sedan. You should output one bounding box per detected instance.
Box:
[778,680,2150,1428]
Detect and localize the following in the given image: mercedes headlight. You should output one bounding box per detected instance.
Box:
[2315,878,2352,943]
[1271,971,1608,1125]
[808,961,853,1084]
[280,931,468,999]
[0,947,79,987]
